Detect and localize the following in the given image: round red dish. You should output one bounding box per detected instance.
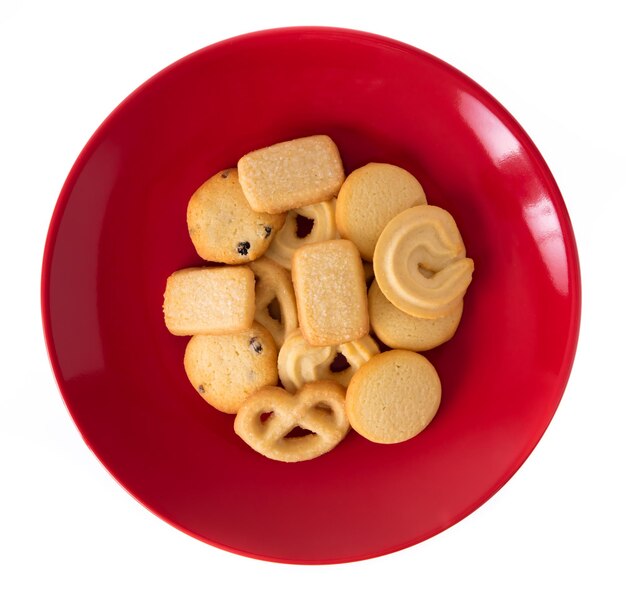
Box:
[41,27,581,564]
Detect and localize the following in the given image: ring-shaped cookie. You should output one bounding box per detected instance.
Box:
[265,199,337,269]
[277,329,379,393]
[249,258,298,347]
[373,205,474,319]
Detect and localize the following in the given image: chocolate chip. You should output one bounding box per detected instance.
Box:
[264,226,272,238]
[249,337,263,354]
[237,241,251,256]
[221,170,229,178]
[198,385,205,394]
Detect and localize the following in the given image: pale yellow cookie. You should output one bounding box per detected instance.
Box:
[249,257,298,347]
[163,266,255,336]
[264,199,337,270]
[368,280,463,351]
[187,168,286,264]
[184,322,278,414]
[234,381,350,462]
[277,329,379,392]
[373,205,474,319]
[336,163,427,260]
[346,350,441,444]
[238,135,345,213]
[292,239,369,346]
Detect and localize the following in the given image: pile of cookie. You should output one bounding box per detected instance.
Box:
[163,135,474,462]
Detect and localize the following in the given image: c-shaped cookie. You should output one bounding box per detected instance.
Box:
[277,329,379,393]
[373,205,474,319]
[264,199,337,269]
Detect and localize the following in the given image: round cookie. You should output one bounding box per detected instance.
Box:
[187,168,286,264]
[249,257,298,347]
[278,329,379,392]
[373,205,474,319]
[346,350,441,444]
[368,280,463,351]
[264,199,337,269]
[184,322,278,414]
[336,163,427,261]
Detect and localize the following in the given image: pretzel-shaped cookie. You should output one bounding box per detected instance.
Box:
[277,329,379,392]
[234,381,350,462]
[249,258,298,347]
[373,205,474,318]
[264,199,337,269]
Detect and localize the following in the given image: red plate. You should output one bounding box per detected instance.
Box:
[41,27,581,563]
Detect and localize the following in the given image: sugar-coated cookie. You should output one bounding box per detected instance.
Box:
[336,163,427,261]
[184,322,278,414]
[368,280,463,351]
[292,239,369,346]
[249,257,298,347]
[163,266,255,336]
[278,329,379,392]
[187,168,286,264]
[373,205,474,319]
[264,199,337,270]
[346,350,441,444]
[238,135,345,214]
[234,381,350,462]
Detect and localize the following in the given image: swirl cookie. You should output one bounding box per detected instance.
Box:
[249,258,298,347]
[278,329,379,392]
[163,266,255,336]
[184,322,278,414]
[238,135,345,214]
[368,280,463,351]
[373,205,474,319]
[187,168,286,264]
[234,381,350,462]
[346,350,441,444]
[264,199,337,270]
[336,163,427,261]
[292,239,369,346]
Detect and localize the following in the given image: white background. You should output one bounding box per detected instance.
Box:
[1,1,624,589]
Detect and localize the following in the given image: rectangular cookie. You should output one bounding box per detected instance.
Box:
[292,239,369,346]
[163,266,255,336]
[237,135,345,214]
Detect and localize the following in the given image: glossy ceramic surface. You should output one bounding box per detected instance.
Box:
[41,27,581,564]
